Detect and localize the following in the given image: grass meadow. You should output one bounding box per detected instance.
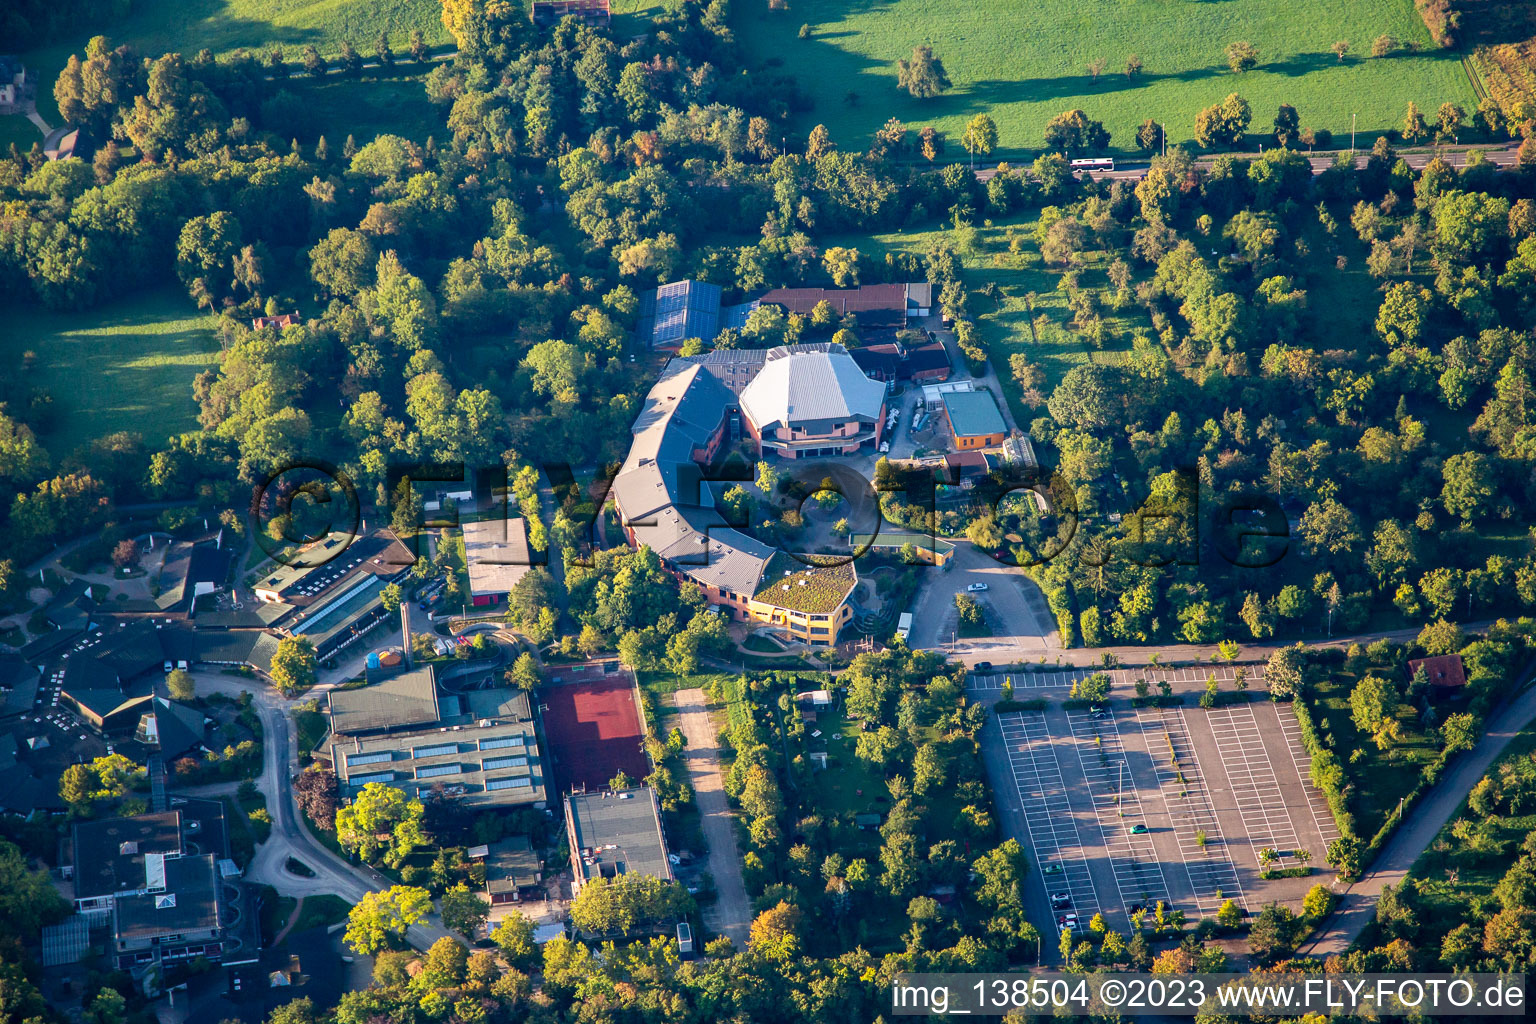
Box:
[736,0,1478,158]
[0,287,219,457]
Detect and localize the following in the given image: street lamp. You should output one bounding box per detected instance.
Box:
[1155,121,1167,158]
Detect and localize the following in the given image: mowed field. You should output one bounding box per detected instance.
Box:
[0,288,219,457]
[736,0,1478,157]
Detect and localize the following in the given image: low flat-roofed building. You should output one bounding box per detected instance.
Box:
[251,531,413,606]
[532,0,610,27]
[847,532,955,566]
[565,787,672,892]
[482,835,543,904]
[462,518,532,606]
[325,666,441,734]
[326,683,547,809]
[940,389,1008,449]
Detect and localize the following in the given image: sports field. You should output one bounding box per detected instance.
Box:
[538,667,652,795]
[736,0,1477,156]
[0,288,219,457]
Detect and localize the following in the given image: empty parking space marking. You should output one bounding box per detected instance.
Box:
[1062,708,1173,918]
[1143,708,1247,917]
[1275,707,1343,846]
[996,711,1103,931]
[1203,705,1304,868]
[969,664,1262,697]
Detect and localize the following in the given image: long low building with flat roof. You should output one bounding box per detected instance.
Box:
[565,787,672,893]
[461,518,532,606]
[322,672,547,809]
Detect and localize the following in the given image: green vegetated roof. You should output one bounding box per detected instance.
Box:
[752,553,856,614]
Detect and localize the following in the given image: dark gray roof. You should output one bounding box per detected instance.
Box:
[139,698,206,758]
[155,541,234,611]
[161,628,267,666]
[246,632,282,674]
[72,811,183,900]
[327,667,440,734]
[637,280,724,348]
[485,835,541,892]
[567,787,672,884]
[192,603,293,629]
[463,688,534,722]
[0,657,39,719]
[682,528,775,597]
[113,853,220,940]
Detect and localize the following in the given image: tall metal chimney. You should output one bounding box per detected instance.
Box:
[401,601,411,669]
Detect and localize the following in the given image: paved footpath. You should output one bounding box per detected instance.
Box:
[670,688,752,949]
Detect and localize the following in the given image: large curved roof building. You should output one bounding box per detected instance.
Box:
[739,346,888,459]
[610,343,879,645]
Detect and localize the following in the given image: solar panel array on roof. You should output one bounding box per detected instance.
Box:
[479,735,525,751]
[412,742,459,759]
[350,771,396,786]
[486,776,533,791]
[644,280,723,347]
[482,755,528,771]
[346,751,393,767]
[416,763,464,779]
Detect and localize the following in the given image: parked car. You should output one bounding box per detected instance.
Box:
[1042,863,1063,875]
[879,441,890,453]
[1130,824,1149,834]
[966,582,989,592]
[974,661,992,673]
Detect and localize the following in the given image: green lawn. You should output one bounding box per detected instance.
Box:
[288,71,443,144]
[736,0,1476,158]
[0,287,219,457]
[17,0,667,144]
[804,712,887,818]
[1305,669,1442,838]
[0,114,43,153]
[20,0,449,115]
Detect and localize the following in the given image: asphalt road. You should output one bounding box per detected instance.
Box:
[191,670,458,951]
[975,140,1524,184]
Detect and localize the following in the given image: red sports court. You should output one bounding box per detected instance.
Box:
[537,663,651,795]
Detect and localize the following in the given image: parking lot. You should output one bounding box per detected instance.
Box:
[1202,705,1305,868]
[994,711,1103,930]
[969,663,1257,694]
[979,690,1337,937]
[1276,706,1344,846]
[34,667,92,745]
[1062,708,1172,916]
[1140,707,1247,918]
